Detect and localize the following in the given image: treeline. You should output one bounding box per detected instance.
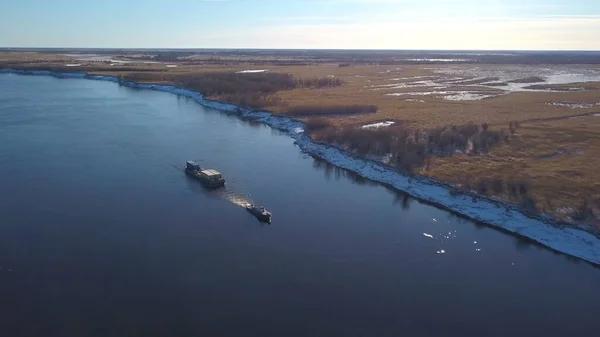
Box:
[120,71,343,108]
[153,72,297,96]
[464,177,599,223]
[287,104,377,116]
[295,77,343,88]
[308,121,522,173]
[458,176,537,212]
[304,118,334,131]
[219,93,282,109]
[189,60,314,66]
[3,64,162,73]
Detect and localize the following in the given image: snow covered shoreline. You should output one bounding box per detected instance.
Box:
[3,68,600,265]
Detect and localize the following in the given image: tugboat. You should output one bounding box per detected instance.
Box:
[245,203,272,223]
[185,160,225,188]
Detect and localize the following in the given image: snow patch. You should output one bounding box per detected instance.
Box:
[387,91,448,97]
[65,64,81,67]
[166,64,178,68]
[547,102,594,109]
[388,91,500,101]
[442,92,498,101]
[5,68,600,266]
[236,69,267,73]
[407,58,468,62]
[369,80,441,90]
[361,121,395,129]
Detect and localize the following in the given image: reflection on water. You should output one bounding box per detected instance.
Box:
[247,119,263,129]
[387,187,413,210]
[515,236,532,252]
[312,156,378,187]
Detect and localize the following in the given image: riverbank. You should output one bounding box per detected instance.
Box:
[2,68,600,265]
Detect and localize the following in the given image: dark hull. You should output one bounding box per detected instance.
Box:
[246,206,272,223]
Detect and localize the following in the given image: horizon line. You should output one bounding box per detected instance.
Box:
[2,47,600,53]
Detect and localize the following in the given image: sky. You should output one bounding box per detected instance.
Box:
[1,0,599,50]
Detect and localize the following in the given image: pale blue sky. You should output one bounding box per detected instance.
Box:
[1,0,599,49]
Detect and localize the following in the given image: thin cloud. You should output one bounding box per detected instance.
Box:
[267,16,353,21]
[198,15,600,50]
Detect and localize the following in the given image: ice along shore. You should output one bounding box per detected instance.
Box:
[2,68,600,265]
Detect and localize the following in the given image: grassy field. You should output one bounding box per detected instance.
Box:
[2,51,599,229]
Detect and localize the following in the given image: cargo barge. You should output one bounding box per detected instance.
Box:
[185,160,225,188]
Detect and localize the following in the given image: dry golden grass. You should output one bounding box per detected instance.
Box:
[268,64,600,129]
[2,52,599,227]
[425,115,600,226]
[0,52,72,63]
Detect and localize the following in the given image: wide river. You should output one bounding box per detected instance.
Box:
[1,74,599,337]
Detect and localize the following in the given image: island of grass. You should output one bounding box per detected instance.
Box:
[2,50,599,232]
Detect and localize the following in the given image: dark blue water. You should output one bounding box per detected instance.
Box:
[1,74,599,337]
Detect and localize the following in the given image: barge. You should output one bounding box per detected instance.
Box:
[185,160,225,188]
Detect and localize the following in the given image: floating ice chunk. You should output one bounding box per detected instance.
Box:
[423,233,434,239]
[437,249,446,254]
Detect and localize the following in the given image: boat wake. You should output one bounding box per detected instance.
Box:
[222,191,252,208]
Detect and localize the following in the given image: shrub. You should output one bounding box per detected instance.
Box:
[121,71,344,108]
[295,77,343,88]
[491,178,505,194]
[519,195,537,213]
[311,121,504,173]
[305,118,334,132]
[286,105,378,116]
